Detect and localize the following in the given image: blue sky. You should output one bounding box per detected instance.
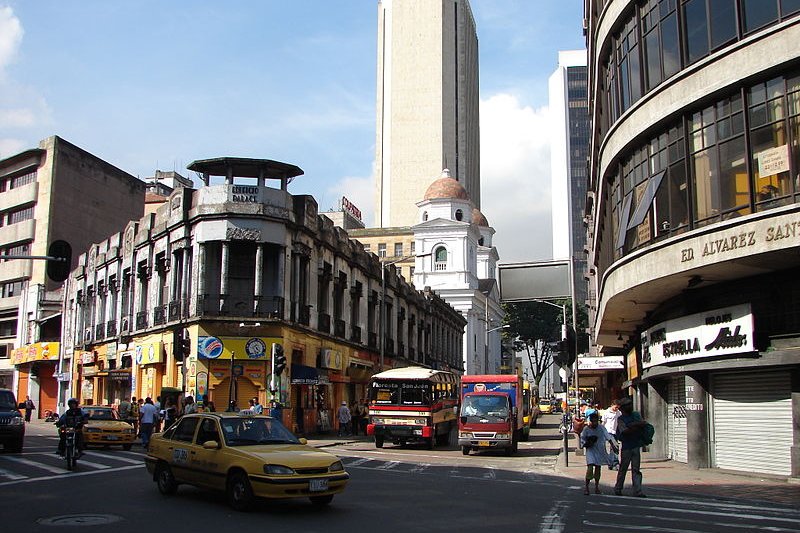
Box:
[0,1,585,262]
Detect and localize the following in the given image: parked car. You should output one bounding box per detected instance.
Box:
[0,389,25,452]
[145,412,349,511]
[538,402,553,414]
[82,406,135,450]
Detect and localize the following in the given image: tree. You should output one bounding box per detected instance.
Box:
[503,299,590,393]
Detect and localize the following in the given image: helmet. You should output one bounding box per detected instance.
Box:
[67,398,79,407]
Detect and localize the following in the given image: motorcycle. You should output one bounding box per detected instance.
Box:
[61,427,80,470]
[44,409,59,422]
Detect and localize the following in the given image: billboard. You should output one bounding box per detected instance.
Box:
[498,260,571,302]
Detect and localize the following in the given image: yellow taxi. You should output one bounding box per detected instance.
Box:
[82,406,135,450]
[144,411,349,511]
[538,402,553,415]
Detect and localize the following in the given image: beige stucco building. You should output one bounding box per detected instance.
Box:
[374,0,481,228]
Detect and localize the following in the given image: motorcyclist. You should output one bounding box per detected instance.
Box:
[56,398,87,457]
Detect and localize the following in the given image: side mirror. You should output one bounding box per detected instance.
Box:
[460,416,467,424]
[298,437,308,445]
[202,440,221,450]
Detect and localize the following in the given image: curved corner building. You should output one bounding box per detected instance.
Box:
[585,1,800,477]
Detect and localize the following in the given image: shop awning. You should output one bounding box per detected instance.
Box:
[290,364,319,385]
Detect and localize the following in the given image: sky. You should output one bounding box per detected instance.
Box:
[0,1,586,263]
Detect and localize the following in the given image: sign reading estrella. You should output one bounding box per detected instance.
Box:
[640,304,754,369]
[197,336,282,360]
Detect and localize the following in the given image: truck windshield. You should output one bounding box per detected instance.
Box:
[461,395,510,421]
[370,381,431,406]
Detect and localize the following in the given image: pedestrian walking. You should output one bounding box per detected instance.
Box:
[24,396,35,422]
[139,397,159,448]
[183,395,197,415]
[163,399,177,430]
[350,401,363,436]
[359,399,369,435]
[337,401,351,437]
[602,399,621,440]
[614,397,648,497]
[201,394,216,412]
[580,409,617,495]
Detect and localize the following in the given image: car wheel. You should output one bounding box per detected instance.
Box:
[461,446,470,456]
[309,494,334,506]
[375,436,384,448]
[122,444,133,451]
[155,463,178,495]
[227,471,254,512]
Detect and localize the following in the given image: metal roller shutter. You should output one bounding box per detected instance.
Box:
[711,371,792,476]
[666,376,687,463]
[212,377,260,412]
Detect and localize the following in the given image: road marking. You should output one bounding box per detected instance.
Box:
[587,499,800,522]
[588,510,800,533]
[2,456,68,474]
[375,461,400,470]
[409,463,430,473]
[538,500,569,533]
[346,458,372,467]
[83,451,143,465]
[0,467,26,480]
[26,452,111,470]
[482,468,496,480]
[0,464,143,487]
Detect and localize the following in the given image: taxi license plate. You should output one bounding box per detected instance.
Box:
[478,440,490,447]
[105,436,119,441]
[309,479,328,492]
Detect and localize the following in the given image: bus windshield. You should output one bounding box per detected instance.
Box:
[369,381,431,406]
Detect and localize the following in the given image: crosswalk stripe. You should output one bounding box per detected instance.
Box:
[0,464,143,488]
[2,456,68,474]
[587,500,799,524]
[409,463,430,473]
[346,458,372,467]
[375,461,400,470]
[83,451,143,465]
[26,452,111,470]
[588,510,800,533]
[0,467,27,480]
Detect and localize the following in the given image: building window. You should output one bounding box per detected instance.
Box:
[750,77,794,211]
[1,280,24,298]
[422,211,428,222]
[434,246,447,271]
[410,241,415,254]
[6,205,34,225]
[455,209,463,221]
[742,0,779,33]
[394,243,403,257]
[378,243,387,258]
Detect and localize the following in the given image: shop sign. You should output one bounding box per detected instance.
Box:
[55,372,71,382]
[106,342,118,361]
[108,370,131,381]
[81,379,94,399]
[80,351,96,365]
[198,336,281,361]
[578,356,624,371]
[83,366,98,377]
[320,348,343,371]
[134,342,163,365]
[11,342,60,365]
[641,304,754,369]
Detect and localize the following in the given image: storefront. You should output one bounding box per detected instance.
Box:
[12,342,60,418]
[640,303,797,476]
[132,336,166,401]
[577,355,624,408]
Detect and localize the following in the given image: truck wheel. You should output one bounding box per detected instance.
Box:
[461,446,470,456]
[375,436,384,448]
[427,436,435,450]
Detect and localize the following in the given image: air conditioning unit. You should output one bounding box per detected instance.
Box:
[83,328,93,344]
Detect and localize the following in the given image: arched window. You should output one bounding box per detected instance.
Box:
[478,237,484,246]
[455,209,463,221]
[422,211,429,222]
[434,246,447,271]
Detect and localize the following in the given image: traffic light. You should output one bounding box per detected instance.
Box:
[46,240,72,283]
[272,343,286,375]
[551,325,577,368]
[173,328,191,362]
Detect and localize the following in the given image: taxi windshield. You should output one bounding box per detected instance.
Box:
[221,417,300,446]
[85,408,118,421]
[0,390,16,410]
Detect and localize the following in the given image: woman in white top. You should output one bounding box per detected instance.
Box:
[580,409,617,495]
[602,400,621,439]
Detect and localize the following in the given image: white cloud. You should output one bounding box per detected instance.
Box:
[0,137,25,157]
[0,6,23,78]
[324,174,375,227]
[480,93,553,263]
[0,107,34,128]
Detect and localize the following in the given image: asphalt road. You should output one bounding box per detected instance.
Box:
[2,425,798,533]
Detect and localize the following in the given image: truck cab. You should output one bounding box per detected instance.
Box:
[458,375,523,456]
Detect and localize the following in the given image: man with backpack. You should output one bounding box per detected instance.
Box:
[613,397,652,497]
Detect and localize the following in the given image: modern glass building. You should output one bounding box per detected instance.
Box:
[585,1,800,477]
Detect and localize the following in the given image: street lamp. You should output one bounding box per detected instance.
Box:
[485,323,509,374]
[379,253,431,371]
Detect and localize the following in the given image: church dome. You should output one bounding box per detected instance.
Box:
[423,169,470,201]
[472,208,489,227]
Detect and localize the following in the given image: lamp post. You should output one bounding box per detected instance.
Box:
[485,323,509,374]
[379,253,431,371]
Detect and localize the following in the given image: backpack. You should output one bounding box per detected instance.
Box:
[641,422,655,446]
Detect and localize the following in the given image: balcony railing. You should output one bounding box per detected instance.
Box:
[106,320,117,338]
[95,323,105,340]
[318,313,331,334]
[255,296,284,319]
[351,325,361,343]
[135,311,148,330]
[153,305,166,325]
[198,294,225,317]
[299,305,311,326]
[384,338,394,355]
[168,300,184,321]
[334,319,346,338]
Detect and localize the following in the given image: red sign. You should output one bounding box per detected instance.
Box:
[342,196,362,221]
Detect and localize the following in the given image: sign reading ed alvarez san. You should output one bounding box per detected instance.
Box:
[640,304,754,369]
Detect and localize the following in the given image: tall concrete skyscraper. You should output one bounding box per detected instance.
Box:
[374,0,481,228]
[549,50,589,306]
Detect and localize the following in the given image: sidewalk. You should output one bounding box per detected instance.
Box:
[554,437,800,507]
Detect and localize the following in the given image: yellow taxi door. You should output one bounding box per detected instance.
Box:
[191,417,227,490]
[166,416,201,485]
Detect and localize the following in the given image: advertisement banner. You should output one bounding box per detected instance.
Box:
[641,304,754,369]
[320,348,343,371]
[134,342,164,365]
[578,356,624,371]
[197,336,282,360]
[12,342,60,365]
